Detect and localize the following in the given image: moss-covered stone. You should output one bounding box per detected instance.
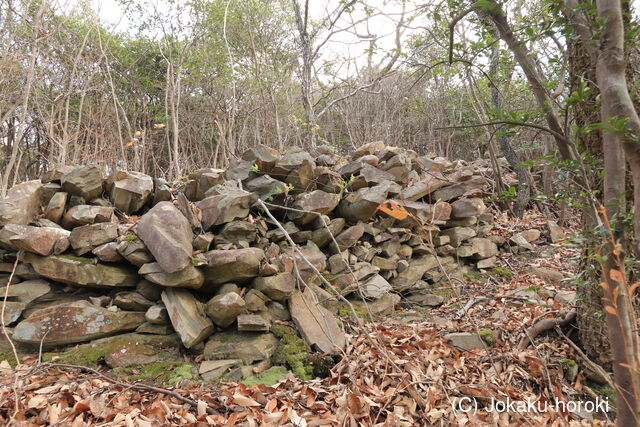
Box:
[0,352,19,367]
[479,329,496,346]
[430,288,457,301]
[43,344,107,367]
[115,362,196,385]
[337,304,370,320]
[492,267,513,279]
[271,325,297,338]
[589,382,616,413]
[273,333,313,380]
[241,366,288,387]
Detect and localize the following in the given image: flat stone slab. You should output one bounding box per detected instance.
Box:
[12,301,145,346]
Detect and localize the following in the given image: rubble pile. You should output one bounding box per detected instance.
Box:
[0,141,544,382]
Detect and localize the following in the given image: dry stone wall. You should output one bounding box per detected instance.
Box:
[0,142,539,381]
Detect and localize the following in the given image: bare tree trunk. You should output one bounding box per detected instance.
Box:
[488,33,529,217]
[595,1,640,423]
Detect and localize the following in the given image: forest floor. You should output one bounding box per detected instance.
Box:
[0,210,614,426]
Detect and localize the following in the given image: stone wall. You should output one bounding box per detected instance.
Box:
[0,142,536,381]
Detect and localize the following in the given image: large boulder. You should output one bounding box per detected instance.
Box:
[108,170,154,214]
[12,300,145,346]
[8,226,70,256]
[161,288,214,348]
[69,222,119,255]
[24,253,138,287]
[289,290,345,353]
[0,180,42,226]
[202,248,264,287]
[136,202,193,274]
[61,166,103,200]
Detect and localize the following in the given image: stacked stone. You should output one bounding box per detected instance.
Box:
[0,142,529,381]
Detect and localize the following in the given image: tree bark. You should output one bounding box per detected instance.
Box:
[595,0,640,423]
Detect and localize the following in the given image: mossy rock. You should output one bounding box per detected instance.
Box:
[271,325,297,338]
[0,352,19,368]
[43,333,181,369]
[589,381,616,413]
[115,361,196,385]
[492,267,513,279]
[430,288,457,301]
[337,304,370,320]
[478,329,496,346]
[273,332,313,380]
[241,366,288,387]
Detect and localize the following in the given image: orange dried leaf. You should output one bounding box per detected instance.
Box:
[377,201,409,220]
[609,269,625,283]
[604,305,617,315]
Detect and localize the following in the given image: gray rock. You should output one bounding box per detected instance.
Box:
[161,288,214,348]
[237,313,270,332]
[290,190,341,225]
[61,166,103,200]
[114,291,155,311]
[251,273,295,302]
[138,262,204,289]
[289,290,345,353]
[9,226,70,256]
[444,332,489,351]
[145,304,169,324]
[360,274,392,299]
[450,198,486,218]
[62,205,115,229]
[136,201,193,274]
[24,253,138,288]
[439,227,477,247]
[108,170,154,213]
[205,292,246,327]
[116,238,154,267]
[0,279,51,304]
[336,183,389,222]
[0,180,42,226]
[331,225,365,253]
[432,176,487,202]
[204,332,278,364]
[12,300,144,346]
[198,191,257,229]
[44,192,68,224]
[400,173,448,201]
[69,222,119,255]
[92,242,125,262]
[136,279,163,301]
[202,248,264,287]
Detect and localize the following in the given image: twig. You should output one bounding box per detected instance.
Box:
[554,326,615,389]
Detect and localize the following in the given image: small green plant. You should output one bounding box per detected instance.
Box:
[251,163,260,173]
[340,174,356,189]
[285,183,295,192]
